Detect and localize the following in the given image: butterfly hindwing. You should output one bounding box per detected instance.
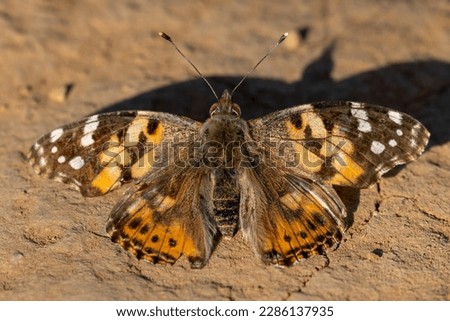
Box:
[106,166,220,268]
[239,164,347,266]
[28,111,200,196]
[249,101,430,188]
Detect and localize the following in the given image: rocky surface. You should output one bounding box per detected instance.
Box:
[0,0,448,300]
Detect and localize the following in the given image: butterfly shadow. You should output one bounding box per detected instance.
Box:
[100,47,449,146]
[98,44,450,230]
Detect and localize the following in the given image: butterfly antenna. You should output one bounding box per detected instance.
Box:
[231,32,288,97]
[159,32,219,102]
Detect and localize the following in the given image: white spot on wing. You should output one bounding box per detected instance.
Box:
[388,139,397,147]
[80,115,100,147]
[396,129,403,136]
[411,123,420,137]
[351,108,371,132]
[57,156,66,163]
[357,119,372,132]
[388,111,402,125]
[351,108,368,120]
[51,146,58,153]
[39,157,47,167]
[371,141,385,154]
[69,156,85,169]
[350,102,363,108]
[84,119,99,134]
[50,128,64,143]
[37,146,44,156]
[86,114,99,124]
[80,134,95,147]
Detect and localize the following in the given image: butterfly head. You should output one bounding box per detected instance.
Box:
[209,90,241,118]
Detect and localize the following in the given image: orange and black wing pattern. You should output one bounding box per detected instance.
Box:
[249,101,429,188]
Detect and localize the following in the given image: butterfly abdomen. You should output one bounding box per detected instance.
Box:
[211,169,240,236]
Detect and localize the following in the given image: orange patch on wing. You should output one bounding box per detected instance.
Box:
[294,144,324,173]
[322,137,365,185]
[153,194,176,212]
[126,118,164,179]
[130,149,155,178]
[262,213,309,264]
[280,192,329,236]
[116,202,202,264]
[264,191,340,265]
[98,134,130,167]
[280,192,301,211]
[121,204,153,241]
[126,116,164,145]
[280,191,322,215]
[136,222,201,263]
[91,166,122,194]
[328,153,365,185]
[91,134,132,194]
[286,112,327,140]
[143,223,176,259]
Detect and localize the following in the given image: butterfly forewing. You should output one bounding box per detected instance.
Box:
[249,101,430,188]
[28,111,200,196]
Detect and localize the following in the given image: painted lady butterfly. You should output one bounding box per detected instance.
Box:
[27,33,430,268]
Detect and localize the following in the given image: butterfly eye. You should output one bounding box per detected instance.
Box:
[231,104,241,117]
[209,104,219,116]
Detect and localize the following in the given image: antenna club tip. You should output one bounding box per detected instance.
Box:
[279,32,288,43]
[159,32,171,41]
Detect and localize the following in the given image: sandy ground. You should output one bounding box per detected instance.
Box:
[0,0,449,300]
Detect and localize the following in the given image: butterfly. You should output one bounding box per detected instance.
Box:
[27,33,430,268]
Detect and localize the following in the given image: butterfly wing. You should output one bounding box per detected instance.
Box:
[239,164,347,266]
[106,166,219,268]
[28,111,201,196]
[249,101,430,188]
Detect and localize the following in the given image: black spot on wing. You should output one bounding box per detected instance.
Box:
[147,119,160,135]
[168,238,177,247]
[323,117,334,132]
[304,125,312,139]
[139,225,150,235]
[289,113,302,129]
[129,218,142,229]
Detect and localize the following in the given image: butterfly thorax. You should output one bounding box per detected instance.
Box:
[201,90,249,166]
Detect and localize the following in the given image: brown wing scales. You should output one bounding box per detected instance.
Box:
[27,111,199,196]
[106,167,219,268]
[249,102,430,188]
[239,166,346,267]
